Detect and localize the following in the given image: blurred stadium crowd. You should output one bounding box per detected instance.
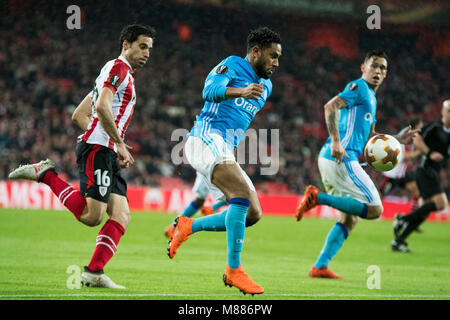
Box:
[0,1,449,196]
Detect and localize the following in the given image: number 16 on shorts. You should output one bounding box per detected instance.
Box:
[95,169,110,197]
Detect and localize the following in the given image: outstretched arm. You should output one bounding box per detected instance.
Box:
[394,125,421,145]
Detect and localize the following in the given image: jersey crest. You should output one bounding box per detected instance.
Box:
[215,65,228,74]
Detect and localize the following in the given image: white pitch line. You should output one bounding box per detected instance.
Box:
[0,293,449,298]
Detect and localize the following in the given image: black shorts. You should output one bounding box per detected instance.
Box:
[415,167,443,200]
[76,141,127,203]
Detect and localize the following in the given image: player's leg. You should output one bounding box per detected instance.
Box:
[171,160,252,254]
[165,197,204,238]
[171,134,263,294]
[168,161,256,262]
[395,193,447,248]
[183,198,205,217]
[379,177,393,198]
[306,159,381,278]
[212,200,228,212]
[245,189,262,226]
[81,149,127,289]
[165,173,208,238]
[8,158,88,221]
[310,213,357,279]
[393,167,446,252]
[296,159,382,221]
[87,194,129,269]
[183,173,208,217]
[79,198,107,226]
[211,161,263,294]
[76,142,121,227]
[404,179,422,232]
[81,194,128,289]
[201,198,228,216]
[190,167,261,233]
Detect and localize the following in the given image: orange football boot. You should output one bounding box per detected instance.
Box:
[164,225,174,239]
[309,266,343,279]
[167,216,193,259]
[295,185,320,221]
[223,265,264,295]
[201,205,213,216]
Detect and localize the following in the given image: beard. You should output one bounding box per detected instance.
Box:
[254,59,270,79]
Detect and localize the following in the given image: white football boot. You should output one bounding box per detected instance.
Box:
[81,267,126,289]
[8,158,56,182]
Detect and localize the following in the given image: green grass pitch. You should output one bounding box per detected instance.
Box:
[0,208,448,300]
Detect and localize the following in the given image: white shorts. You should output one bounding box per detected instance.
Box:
[318,157,382,206]
[184,134,255,201]
[192,172,210,200]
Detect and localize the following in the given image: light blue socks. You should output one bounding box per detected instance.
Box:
[189,198,252,269]
[314,222,348,268]
[318,193,368,218]
[212,200,228,212]
[226,198,250,269]
[192,210,227,232]
[180,201,200,218]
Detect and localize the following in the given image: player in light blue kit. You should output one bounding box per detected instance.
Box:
[295,50,418,279]
[167,27,282,295]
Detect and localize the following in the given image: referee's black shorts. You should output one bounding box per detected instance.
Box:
[76,141,127,203]
[415,167,444,200]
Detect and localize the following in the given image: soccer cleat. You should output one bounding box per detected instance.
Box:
[167,216,193,259]
[392,214,405,239]
[223,265,264,295]
[295,185,320,221]
[81,267,125,289]
[309,266,344,279]
[201,205,213,216]
[391,240,411,253]
[165,225,175,239]
[8,158,56,182]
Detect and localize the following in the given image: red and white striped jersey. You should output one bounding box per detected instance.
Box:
[81,55,136,152]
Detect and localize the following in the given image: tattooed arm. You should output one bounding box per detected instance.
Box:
[324,96,349,163]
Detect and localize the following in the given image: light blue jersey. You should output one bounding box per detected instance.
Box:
[319,77,377,162]
[189,56,273,148]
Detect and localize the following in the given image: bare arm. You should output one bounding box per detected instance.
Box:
[324,96,347,142]
[72,94,92,131]
[370,124,420,145]
[403,149,422,160]
[324,96,349,163]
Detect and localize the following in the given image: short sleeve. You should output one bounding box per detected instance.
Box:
[202,62,234,102]
[209,63,234,84]
[103,60,129,95]
[337,82,361,108]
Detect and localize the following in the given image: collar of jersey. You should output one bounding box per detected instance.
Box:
[244,56,260,82]
[360,77,376,94]
[118,55,133,73]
